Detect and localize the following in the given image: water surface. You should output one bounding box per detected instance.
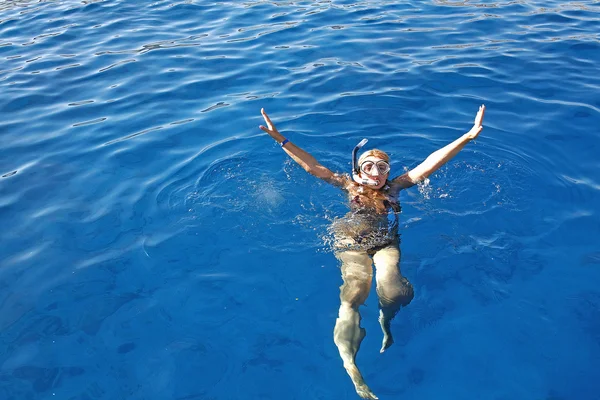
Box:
[1,1,599,399]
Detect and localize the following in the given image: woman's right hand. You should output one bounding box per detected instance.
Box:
[259,108,285,142]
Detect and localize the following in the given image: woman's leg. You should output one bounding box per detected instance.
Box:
[372,243,414,353]
[333,250,378,400]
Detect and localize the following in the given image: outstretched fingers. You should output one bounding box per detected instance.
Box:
[260,108,276,132]
[474,104,486,127]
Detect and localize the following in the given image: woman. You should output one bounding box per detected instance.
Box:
[259,105,486,400]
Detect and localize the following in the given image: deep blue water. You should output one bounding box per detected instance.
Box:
[1,0,600,399]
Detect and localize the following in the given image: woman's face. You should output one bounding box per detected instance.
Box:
[359,155,390,189]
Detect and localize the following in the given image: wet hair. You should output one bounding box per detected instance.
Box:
[358,149,390,165]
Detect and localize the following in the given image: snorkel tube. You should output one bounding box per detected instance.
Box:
[352,138,381,187]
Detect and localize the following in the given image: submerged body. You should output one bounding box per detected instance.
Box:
[331,177,402,251]
[259,105,486,399]
[330,176,414,399]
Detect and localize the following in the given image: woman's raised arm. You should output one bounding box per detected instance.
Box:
[260,108,347,187]
[392,104,486,189]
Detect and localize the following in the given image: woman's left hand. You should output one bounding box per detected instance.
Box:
[466,104,486,140]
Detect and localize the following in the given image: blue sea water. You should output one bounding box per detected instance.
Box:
[1,0,600,399]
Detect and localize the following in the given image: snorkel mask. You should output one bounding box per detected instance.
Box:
[352,139,389,187]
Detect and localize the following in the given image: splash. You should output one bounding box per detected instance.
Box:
[418,177,433,200]
[250,177,285,211]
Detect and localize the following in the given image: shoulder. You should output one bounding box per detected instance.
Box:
[324,173,352,190]
[390,172,416,191]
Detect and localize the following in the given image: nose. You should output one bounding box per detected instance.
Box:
[370,166,380,176]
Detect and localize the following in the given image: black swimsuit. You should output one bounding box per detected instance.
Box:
[331,186,401,251]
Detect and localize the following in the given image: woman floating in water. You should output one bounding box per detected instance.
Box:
[259,105,486,399]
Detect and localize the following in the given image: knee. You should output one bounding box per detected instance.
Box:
[380,277,414,308]
[340,281,371,308]
[397,279,414,307]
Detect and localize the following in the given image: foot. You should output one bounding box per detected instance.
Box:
[378,310,394,353]
[355,383,379,400]
[380,331,394,353]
